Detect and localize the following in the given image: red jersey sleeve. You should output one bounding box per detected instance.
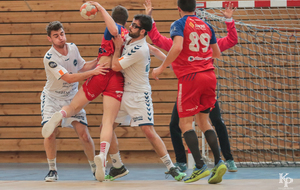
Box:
[216,20,238,52]
[148,21,173,52]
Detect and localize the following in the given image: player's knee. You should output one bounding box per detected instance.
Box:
[79,131,92,143]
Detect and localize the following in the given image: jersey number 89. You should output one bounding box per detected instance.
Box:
[189,32,210,53]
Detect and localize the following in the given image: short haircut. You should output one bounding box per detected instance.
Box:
[177,0,196,12]
[133,14,152,36]
[46,21,64,36]
[112,5,129,26]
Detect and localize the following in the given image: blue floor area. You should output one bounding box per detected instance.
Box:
[0,163,299,181]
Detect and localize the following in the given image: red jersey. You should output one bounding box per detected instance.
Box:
[98,24,128,58]
[148,19,238,53]
[169,15,217,78]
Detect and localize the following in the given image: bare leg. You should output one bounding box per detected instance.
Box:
[73,121,95,161]
[94,96,121,182]
[141,125,168,157]
[100,95,121,143]
[62,87,90,117]
[44,128,59,160]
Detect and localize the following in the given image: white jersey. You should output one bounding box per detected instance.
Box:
[42,43,85,100]
[119,36,151,93]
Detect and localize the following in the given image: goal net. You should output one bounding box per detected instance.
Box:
[195,1,300,167]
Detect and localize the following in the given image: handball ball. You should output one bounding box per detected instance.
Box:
[80,2,97,20]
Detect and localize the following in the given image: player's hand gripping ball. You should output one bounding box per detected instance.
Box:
[80,2,97,20]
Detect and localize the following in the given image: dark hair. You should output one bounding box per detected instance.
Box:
[46,21,64,36]
[133,14,152,36]
[177,0,196,12]
[112,5,128,26]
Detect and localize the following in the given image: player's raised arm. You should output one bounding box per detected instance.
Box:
[144,0,173,51]
[217,2,238,51]
[148,43,166,61]
[89,1,118,36]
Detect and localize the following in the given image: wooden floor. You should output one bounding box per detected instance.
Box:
[0,163,299,190]
[2,179,300,190]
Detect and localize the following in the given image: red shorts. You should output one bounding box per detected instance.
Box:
[177,69,217,118]
[82,69,124,102]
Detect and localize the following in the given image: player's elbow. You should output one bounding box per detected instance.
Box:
[112,64,122,72]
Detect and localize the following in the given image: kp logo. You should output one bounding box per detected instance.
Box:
[279,173,293,188]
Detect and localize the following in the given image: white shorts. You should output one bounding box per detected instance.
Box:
[40,91,88,128]
[115,91,154,127]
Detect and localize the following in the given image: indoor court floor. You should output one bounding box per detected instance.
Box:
[0,163,299,190]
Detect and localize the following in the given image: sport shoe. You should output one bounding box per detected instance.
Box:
[226,160,238,172]
[105,165,129,181]
[208,160,227,184]
[42,112,62,138]
[94,155,106,182]
[174,162,187,172]
[44,170,58,182]
[165,167,186,181]
[184,164,210,183]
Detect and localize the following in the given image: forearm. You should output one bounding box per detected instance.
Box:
[148,44,166,61]
[98,5,118,36]
[63,70,95,83]
[80,58,98,72]
[160,46,181,69]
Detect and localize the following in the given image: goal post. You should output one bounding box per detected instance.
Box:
[193,0,300,167]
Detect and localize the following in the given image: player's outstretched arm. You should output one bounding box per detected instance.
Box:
[148,44,166,61]
[89,1,118,36]
[217,2,238,52]
[144,0,173,51]
[152,36,183,80]
[61,63,109,83]
[79,58,98,72]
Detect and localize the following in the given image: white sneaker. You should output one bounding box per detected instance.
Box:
[44,170,58,182]
[94,155,106,182]
[42,112,62,138]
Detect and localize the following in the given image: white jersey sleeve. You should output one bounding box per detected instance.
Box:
[43,55,68,80]
[119,45,143,69]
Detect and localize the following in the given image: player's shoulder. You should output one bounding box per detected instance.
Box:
[67,42,78,50]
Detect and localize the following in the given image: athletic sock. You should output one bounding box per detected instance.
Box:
[99,141,110,165]
[47,158,57,171]
[59,110,67,118]
[183,129,204,169]
[160,154,175,170]
[109,152,123,168]
[204,129,222,165]
[88,160,96,174]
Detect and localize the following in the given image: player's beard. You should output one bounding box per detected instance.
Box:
[129,30,141,38]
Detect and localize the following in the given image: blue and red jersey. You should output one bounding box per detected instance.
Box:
[170,15,217,78]
[98,23,128,59]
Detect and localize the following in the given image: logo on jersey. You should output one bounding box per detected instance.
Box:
[195,24,207,30]
[189,22,195,28]
[48,61,57,68]
[73,59,77,66]
[46,53,52,59]
[188,56,211,62]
